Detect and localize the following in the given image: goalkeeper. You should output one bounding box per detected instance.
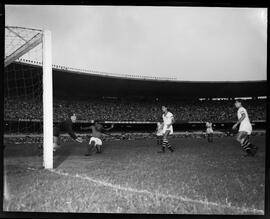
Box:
[53,112,83,151]
[39,112,83,155]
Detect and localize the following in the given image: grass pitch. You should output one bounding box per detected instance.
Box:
[3,136,265,214]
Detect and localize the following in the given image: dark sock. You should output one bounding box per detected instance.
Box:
[158,140,166,152]
[242,140,252,155]
[167,142,174,152]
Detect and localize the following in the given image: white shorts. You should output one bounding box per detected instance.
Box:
[206,128,213,134]
[89,137,102,146]
[162,125,173,135]
[239,122,252,135]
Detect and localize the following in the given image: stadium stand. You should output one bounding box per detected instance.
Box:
[4,98,266,122]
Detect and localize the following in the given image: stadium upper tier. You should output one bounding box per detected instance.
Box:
[5,60,267,98]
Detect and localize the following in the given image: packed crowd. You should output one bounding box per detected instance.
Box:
[4,98,266,122]
[4,98,42,120]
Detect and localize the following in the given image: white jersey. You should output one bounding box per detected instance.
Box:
[237,106,252,135]
[206,122,213,134]
[162,111,174,135]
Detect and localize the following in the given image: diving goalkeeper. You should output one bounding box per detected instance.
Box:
[53,112,83,151]
[38,112,83,155]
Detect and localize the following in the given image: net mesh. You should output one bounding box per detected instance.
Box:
[4,27,44,145]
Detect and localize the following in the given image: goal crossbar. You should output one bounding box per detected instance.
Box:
[5,32,43,67]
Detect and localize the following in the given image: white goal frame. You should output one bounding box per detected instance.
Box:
[5,27,53,169]
[42,30,53,169]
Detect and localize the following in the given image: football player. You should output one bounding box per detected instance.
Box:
[81,120,114,155]
[38,112,83,156]
[156,121,164,147]
[158,105,175,153]
[206,121,214,142]
[232,100,257,156]
[53,112,83,151]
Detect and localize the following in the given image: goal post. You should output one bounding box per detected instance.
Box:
[4,26,53,169]
[43,30,53,169]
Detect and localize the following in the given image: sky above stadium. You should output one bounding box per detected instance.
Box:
[5,5,267,81]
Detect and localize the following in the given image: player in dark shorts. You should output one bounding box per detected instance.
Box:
[53,112,83,151]
[81,120,114,155]
[38,112,82,155]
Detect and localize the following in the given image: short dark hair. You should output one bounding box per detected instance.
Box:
[235,99,242,103]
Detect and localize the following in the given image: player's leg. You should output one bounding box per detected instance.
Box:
[85,137,95,156]
[95,138,103,153]
[246,125,257,156]
[157,135,162,146]
[247,135,258,156]
[164,130,174,152]
[236,131,243,143]
[207,133,210,142]
[210,133,213,142]
[157,134,166,153]
[52,126,61,152]
[237,131,252,156]
[53,136,60,152]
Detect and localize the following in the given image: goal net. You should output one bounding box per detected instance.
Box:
[4,26,53,169]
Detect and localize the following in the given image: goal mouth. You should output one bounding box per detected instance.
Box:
[5,26,53,169]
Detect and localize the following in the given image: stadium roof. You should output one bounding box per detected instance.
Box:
[7,60,268,99]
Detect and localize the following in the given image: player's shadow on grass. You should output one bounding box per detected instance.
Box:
[53,147,71,168]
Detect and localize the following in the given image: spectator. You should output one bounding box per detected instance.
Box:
[4,97,267,122]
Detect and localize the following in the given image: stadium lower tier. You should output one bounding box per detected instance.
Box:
[4,98,266,122]
[3,120,266,135]
[4,129,266,145]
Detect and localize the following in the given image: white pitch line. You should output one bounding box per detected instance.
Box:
[48,169,264,215]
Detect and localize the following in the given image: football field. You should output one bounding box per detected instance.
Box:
[3,136,265,214]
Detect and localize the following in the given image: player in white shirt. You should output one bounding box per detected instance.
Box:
[158,105,175,153]
[206,122,214,142]
[232,100,257,156]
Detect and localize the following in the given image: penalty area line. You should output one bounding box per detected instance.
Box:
[48,168,264,215]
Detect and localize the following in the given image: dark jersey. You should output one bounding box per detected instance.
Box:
[53,118,77,140]
[90,124,104,139]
